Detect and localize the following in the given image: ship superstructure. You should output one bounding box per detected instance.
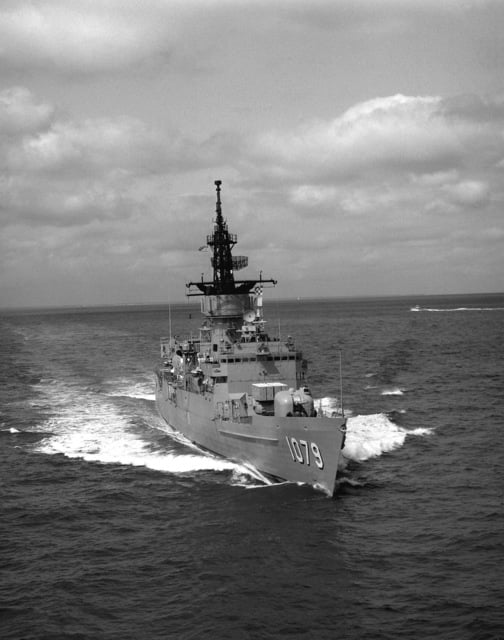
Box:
[155,181,346,495]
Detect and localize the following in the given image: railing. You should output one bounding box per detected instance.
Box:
[207,232,237,245]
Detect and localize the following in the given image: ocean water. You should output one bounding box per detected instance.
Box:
[1,294,503,640]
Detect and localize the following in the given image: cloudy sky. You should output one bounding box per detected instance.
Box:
[1,0,503,307]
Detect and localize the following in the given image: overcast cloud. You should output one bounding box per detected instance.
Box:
[1,0,503,307]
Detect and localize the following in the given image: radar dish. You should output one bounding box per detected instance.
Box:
[243,310,255,323]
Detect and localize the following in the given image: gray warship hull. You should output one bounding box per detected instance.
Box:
[155,383,346,495]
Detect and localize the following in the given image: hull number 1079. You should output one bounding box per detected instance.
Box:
[285,437,324,469]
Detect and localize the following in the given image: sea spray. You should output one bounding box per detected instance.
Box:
[343,413,406,462]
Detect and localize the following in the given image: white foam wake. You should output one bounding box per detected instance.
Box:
[411,306,503,312]
[381,387,404,396]
[317,398,415,463]
[105,376,155,401]
[33,380,156,465]
[341,412,433,463]
[33,380,433,486]
[406,426,434,436]
[31,378,266,485]
[342,413,405,462]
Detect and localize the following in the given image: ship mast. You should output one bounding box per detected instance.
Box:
[207,180,237,293]
[186,181,276,297]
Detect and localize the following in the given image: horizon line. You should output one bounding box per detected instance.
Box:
[1,291,504,313]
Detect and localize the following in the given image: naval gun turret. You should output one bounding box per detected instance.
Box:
[274,387,317,417]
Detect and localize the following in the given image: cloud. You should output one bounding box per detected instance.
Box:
[0,86,238,231]
[443,180,489,206]
[2,0,503,80]
[229,92,504,297]
[1,84,503,306]
[12,117,169,177]
[0,0,183,74]
[290,185,340,208]
[0,86,55,136]
[251,94,504,183]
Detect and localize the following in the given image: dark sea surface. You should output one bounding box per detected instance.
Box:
[1,294,503,640]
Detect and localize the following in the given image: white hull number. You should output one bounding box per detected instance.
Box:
[285,437,324,469]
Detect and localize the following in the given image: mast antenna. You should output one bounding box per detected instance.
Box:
[339,350,344,417]
[215,180,222,224]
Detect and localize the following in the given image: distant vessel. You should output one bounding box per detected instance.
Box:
[155,181,347,495]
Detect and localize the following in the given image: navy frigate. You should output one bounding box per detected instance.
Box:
[155,181,347,495]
